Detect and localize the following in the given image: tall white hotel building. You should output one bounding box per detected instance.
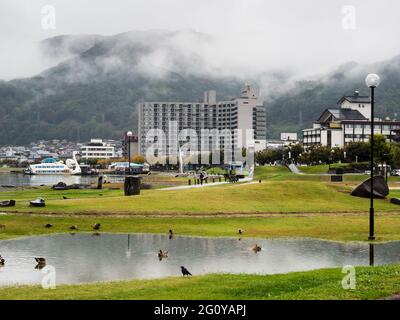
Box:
[138,85,267,159]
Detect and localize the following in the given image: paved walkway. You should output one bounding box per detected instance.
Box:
[161,177,254,191]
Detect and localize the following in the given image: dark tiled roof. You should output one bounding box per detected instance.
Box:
[337,95,371,104]
[318,108,367,123]
[337,108,367,120]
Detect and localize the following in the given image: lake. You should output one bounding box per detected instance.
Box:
[0,172,123,188]
[0,233,399,286]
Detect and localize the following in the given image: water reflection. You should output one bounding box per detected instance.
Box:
[0,234,399,287]
[370,243,374,266]
[0,173,124,188]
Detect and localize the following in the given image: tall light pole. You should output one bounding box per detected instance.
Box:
[366,73,380,241]
[127,131,133,175]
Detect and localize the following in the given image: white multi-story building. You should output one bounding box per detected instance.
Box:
[138,85,267,157]
[303,91,400,148]
[80,139,115,159]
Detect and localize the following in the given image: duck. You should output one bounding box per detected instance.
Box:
[69,225,78,230]
[252,244,262,253]
[45,223,53,228]
[34,257,46,264]
[168,229,174,239]
[158,250,169,259]
[62,196,68,200]
[0,255,5,266]
[93,223,101,230]
[238,229,244,235]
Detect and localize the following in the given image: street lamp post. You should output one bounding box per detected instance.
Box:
[366,73,380,241]
[127,131,133,175]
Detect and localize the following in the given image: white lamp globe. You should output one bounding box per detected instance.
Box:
[365,74,380,88]
[127,131,133,137]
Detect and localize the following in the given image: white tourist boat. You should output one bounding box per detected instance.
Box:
[24,152,81,175]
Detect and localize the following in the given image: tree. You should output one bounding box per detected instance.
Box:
[285,143,303,162]
[344,142,370,163]
[392,143,400,168]
[132,154,145,164]
[255,148,284,165]
[368,134,394,166]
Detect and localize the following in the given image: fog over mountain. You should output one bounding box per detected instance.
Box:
[1,28,400,145]
[2,0,400,145]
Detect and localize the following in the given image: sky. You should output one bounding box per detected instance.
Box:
[1,0,400,80]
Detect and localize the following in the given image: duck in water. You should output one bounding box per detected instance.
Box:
[34,257,47,269]
[158,250,169,260]
[252,244,262,253]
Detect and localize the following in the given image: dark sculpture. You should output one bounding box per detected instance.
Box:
[97,176,103,190]
[351,176,389,199]
[124,176,141,196]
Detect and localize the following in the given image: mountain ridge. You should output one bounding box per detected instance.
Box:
[1,30,400,145]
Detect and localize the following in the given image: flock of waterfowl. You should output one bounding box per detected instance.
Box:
[0,226,263,277]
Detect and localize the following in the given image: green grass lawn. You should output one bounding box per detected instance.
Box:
[1,264,399,300]
[1,178,400,215]
[2,213,400,242]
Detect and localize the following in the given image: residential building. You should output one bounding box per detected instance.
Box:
[80,139,115,159]
[122,132,139,158]
[303,91,400,148]
[138,85,267,158]
[280,133,298,142]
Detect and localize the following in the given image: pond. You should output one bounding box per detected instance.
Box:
[0,172,124,188]
[0,234,399,286]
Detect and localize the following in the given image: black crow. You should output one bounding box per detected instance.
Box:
[62,196,68,199]
[69,225,78,230]
[181,266,192,277]
[45,223,53,228]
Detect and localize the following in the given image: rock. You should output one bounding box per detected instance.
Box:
[351,176,389,199]
[390,198,400,205]
[52,182,68,190]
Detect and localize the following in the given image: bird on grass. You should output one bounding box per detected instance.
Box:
[180,266,192,277]
[45,224,53,228]
[69,225,78,230]
[93,223,101,230]
[169,229,174,239]
[0,255,5,266]
[238,229,244,235]
[252,244,262,253]
[62,196,68,200]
